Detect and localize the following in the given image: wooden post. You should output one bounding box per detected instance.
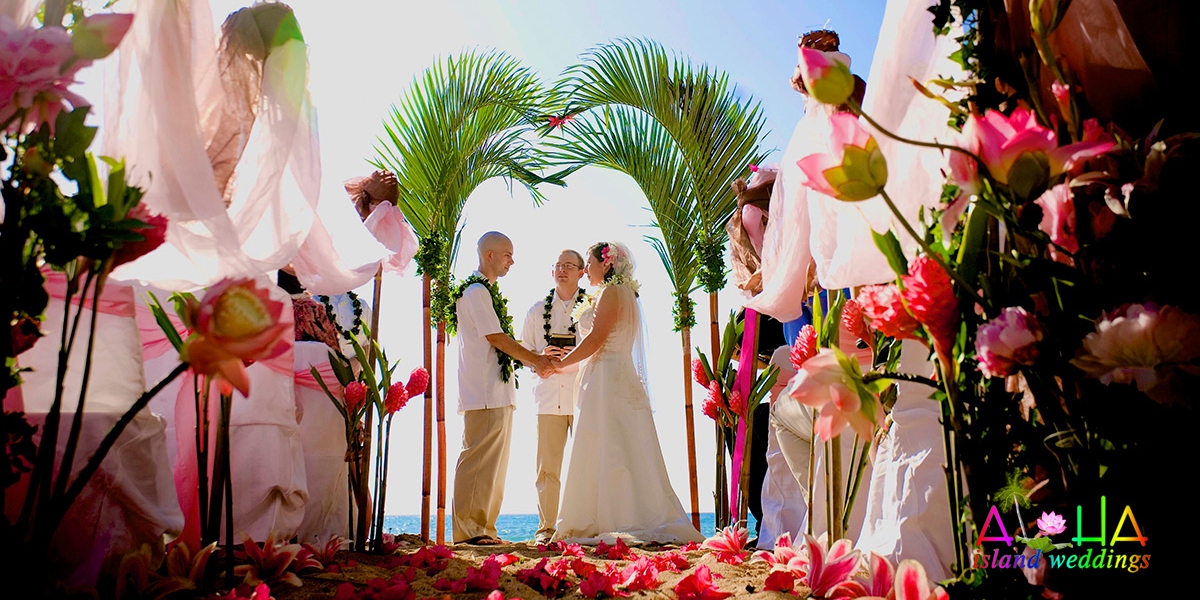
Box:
[436,319,448,545]
[421,273,433,543]
[710,293,726,528]
[681,325,700,531]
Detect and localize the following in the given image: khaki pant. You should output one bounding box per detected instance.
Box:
[452,406,514,542]
[535,414,573,537]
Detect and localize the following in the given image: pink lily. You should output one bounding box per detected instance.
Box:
[799,534,861,598]
[798,112,888,202]
[701,525,750,565]
[787,348,879,441]
[751,532,804,570]
[829,552,896,599]
[673,564,731,600]
[894,560,949,600]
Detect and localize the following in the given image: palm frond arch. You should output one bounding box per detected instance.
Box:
[373,49,553,545]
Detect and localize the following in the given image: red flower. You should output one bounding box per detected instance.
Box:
[344,382,367,413]
[673,564,730,600]
[901,256,959,357]
[595,538,635,560]
[650,550,690,573]
[515,557,572,597]
[181,278,290,396]
[701,526,749,565]
[579,564,625,598]
[789,325,818,371]
[384,382,407,415]
[842,299,873,349]
[547,114,575,129]
[114,203,169,266]
[692,358,710,386]
[404,367,429,399]
[763,570,795,593]
[857,284,920,341]
[727,389,746,417]
[560,542,585,558]
[619,556,661,592]
[10,316,41,356]
[701,382,722,422]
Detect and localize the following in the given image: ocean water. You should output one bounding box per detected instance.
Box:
[382,513,758,543]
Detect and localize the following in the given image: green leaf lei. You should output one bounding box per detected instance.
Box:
[448,274,522,385]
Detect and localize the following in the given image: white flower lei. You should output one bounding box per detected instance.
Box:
[571,292,596,322]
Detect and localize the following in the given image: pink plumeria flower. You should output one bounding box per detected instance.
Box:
[797,46,856,106]
[797,112,888,202]
[1037,511,1067,536]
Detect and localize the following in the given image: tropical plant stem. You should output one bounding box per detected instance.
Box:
[849,100,986,167]
[54,270,108,505]
[862,371,940,388]
[878,189,992,312]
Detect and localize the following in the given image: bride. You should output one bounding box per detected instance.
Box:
[549,242,704,544]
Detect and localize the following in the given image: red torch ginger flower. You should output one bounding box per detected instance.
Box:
[181,278,290,396]
[789,325,818,371]
[798,112,887,202]
[975,307,1044,379]
[857,284,920,340]
[702,380,723,422]
[343,381,367,413]
[692,358,710,386]
[842,298,873,349]
[901,256,959,359]
[113,203,169,266]
[404,366,429,399]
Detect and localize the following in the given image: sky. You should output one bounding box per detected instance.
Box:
[85,0,888,519]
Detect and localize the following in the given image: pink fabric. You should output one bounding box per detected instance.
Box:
[363,202,418,275]
[43,270,136,318]
[295,361,343,399]
[135,303,186,361]
[729,308,760,512]
[742,204,766,257]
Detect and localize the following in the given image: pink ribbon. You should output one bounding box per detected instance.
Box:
[730,308,760,514]
[294,360,343,399]
[43,269,136,317]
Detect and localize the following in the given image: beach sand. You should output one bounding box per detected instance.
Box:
[273,534,803,599]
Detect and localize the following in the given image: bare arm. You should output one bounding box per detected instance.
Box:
[557,287,621,369]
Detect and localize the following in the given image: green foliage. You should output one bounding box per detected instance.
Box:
[447,275,522,385]
[671,290,697,333]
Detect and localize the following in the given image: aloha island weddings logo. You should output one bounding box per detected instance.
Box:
[973,496,1150,574]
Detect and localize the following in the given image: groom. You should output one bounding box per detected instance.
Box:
[520,249,588,544]
[452,231,553,545]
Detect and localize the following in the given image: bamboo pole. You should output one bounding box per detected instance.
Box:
[830,437,843,541]
[421,273,433,543]
[681,325,700,531]
[710,293,727,528]
[436,319,448,545]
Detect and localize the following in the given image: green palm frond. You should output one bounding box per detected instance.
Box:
[373,50,554,245]
[546,106,699,294]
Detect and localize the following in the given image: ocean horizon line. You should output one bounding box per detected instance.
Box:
[382,512,755,542]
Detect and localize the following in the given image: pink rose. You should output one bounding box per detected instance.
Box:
[0,16,91,133]
[857,284,920,340]
[1071,303,1200,405]
[181,279,291,396]
[976,307,1044,379]
[787,349,878,441]
[1035,184,1077,265]
[902,256,959,358]
[113,203,169,266]
[797,112,887,202]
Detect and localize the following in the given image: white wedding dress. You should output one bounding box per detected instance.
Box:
[553,284,705,544]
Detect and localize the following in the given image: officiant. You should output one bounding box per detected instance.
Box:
[520,249,589,545]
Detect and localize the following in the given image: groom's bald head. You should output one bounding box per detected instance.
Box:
[477,231,514,280]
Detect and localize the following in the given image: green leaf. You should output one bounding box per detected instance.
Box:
[1016,536,1073,554]
[872,229,908,279]
[328,351,354,387]
[311,366,349,422]
[146,292,185,353]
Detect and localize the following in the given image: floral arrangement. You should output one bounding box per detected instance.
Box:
[791,2,1195,595]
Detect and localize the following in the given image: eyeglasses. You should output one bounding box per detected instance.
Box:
[553,263,582,271]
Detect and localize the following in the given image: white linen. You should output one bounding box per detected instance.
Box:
[757,346,806,548]
[294,341,350,541]
[455,272,516,414]
[520,292,584,416]
[553,285,704,544]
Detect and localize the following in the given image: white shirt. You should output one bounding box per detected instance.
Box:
[520,288,585,416]
[455,271,516,413]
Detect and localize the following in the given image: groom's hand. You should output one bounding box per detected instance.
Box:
[531,354,554,377]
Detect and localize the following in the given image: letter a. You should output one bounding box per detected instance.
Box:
[1109,505,1149,547]
[977,505,1014,546]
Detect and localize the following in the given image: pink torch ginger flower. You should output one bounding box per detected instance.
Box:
[789,325,818,371]
[702,526,749,565]
[727,389,746,417]
[113,203,169,266]
[0,16,93,133]
[842,298,873,349]
[787,348,879,441]
[1071,303,1200,405]
[71,13,134,60]
[857,283,920,340]
[976,307,1044,378]
[902,256,960,359]
[181,279,290,396]
[384,382,407,415]
[796,47,856,106]
[955,107,1114,200]
[1037,511,1067,536]
[692,358,710,386]
[1035,184,1077,264]
[798,112,888,202]
[343,381,367,413]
